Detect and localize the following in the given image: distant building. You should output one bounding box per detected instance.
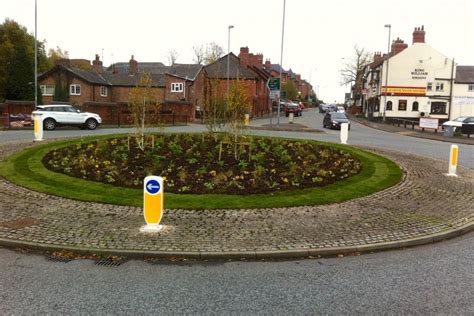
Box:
[362,26,474,121]
[38,55,202,123]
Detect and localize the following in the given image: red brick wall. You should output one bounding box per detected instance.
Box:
[81,101,194,125]
[164,75,186,102]
[199,76,269,118]
[111,86,164,104]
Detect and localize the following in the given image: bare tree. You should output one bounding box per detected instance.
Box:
[226,80,251,159]
[340,45,371,105]
[167,49,179,66]
[192,45,205,65]
[128,72,158,151]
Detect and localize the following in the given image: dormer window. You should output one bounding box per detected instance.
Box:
[171,83,184,92]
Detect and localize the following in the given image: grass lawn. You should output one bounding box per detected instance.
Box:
[0,134,402,209]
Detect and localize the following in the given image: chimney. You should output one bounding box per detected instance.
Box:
[239,47,250,67]
[249,53,263,68]
[129,55,138,75]
[412,25,426,44]
[264,59,272,71]
[391,38,408,55]
[373,52,382,63]
[92,54,103,73]
[296,74,301,81]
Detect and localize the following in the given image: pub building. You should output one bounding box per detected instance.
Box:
[361,26,474,122]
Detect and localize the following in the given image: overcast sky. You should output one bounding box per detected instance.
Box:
[2,0,474,102]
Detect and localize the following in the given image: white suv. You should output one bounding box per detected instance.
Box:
[32,105,102,130]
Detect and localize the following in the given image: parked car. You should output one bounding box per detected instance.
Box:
[323,111,351,130]
[324,104,338,113]
[337,106,346,113]
[319,104,329,113]
[442,116,474,129]
[32,105,102,130]
[285,101,302,117]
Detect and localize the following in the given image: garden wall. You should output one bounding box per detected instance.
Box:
[0,100,194,129]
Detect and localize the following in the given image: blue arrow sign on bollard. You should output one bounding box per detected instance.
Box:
[145,179,160,195]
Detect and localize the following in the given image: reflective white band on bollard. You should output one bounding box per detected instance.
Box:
[447,144,459,177]
[33,115,43,142]
[340,123,349,144]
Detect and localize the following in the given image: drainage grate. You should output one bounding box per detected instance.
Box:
[94,258,124,267]
[46,255,72,263]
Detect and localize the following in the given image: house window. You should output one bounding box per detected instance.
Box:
[468,84,474,91]
[100,86,107,97]
[427,82,432,91]
[386,101,393,111]
[70,84,81,95]
[398,100,407,111]
[412,101,419,111]
[40,85,55,96]
[171,83,183,92]
[430,102,447,114]
[435,83,444,92]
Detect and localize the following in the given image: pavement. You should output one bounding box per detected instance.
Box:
[347,114,474,145]
[0,131,473,260]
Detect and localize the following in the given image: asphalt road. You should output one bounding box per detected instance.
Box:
[0,108,473,313]
[0,232,472,314]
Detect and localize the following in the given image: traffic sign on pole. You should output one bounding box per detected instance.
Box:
[267,78,280,91]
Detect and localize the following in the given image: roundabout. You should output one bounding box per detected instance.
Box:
[0,134,472,259]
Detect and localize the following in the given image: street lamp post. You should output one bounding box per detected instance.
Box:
[34,0,38,110]
[382,24,391,122]
[227,25,234,94]
[277,0,286,126]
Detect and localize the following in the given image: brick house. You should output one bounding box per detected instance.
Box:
[194,48,272,118]
[37,55,202,124]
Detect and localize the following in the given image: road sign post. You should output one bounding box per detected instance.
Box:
[267,78,281,126]
[141,176,164,232]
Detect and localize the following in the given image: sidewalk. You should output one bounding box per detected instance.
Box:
[348,115,474,145]
[0,141,472,260]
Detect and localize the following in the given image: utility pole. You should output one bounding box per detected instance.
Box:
[382,24,391,122]
[277,0,286,126]
[227,25,234,94]
[34,0,38,110]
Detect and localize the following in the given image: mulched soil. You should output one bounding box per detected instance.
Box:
[43,134,362,195]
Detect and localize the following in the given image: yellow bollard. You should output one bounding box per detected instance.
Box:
[447,144,459,177]
[141,176,164,232]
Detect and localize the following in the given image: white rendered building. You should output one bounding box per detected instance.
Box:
[362,26,473,121]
